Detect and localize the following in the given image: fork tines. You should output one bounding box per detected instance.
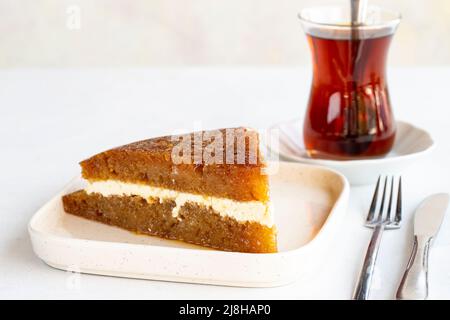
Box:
[366,175,402,229]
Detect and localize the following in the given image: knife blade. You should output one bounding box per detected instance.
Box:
[396,193,450,300]
[414,193,450,237]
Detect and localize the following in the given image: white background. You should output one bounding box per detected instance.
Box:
[1,67,450,299]
[1,0,450,67]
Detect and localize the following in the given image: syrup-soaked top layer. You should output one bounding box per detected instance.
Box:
[80,127,269,202]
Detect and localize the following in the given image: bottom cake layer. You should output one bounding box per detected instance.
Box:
[62,190,277,253]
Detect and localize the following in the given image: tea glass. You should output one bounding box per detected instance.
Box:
[299,5,401,159]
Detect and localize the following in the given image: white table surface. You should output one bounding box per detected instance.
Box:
[1,67,450,300]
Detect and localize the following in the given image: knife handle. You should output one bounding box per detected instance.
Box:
[396,235,432,300]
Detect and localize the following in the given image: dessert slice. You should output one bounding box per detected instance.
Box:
[62,128,277,253]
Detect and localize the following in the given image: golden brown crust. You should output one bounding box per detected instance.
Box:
[80,128,269,202]
[62,190,277,253]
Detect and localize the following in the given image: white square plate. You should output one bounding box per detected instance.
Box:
[28,161,349,287]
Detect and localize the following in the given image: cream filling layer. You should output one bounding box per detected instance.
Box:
[84,180,273,227]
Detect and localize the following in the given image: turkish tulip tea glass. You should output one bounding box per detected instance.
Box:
[299,5,401,159]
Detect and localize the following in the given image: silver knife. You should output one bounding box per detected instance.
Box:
[396,193,450,300]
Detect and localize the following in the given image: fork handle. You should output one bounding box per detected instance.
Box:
[396,235,431,300]
[353,224,385,300]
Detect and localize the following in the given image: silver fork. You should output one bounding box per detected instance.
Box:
[353,175,402,300]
